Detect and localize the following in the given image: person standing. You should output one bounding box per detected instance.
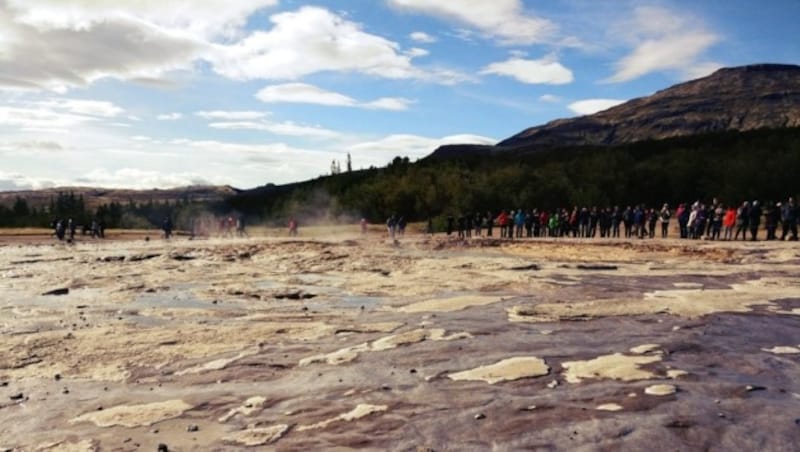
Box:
[722,206,737,240]
[734,201,750,241]
[659,204,671,238]
[781,197,798,241]
[748,201,762,241]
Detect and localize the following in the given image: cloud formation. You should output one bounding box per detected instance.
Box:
[481,57,574,85]
[606,6,720,82]
[256,83,413,111]
[210,6,461,83]
[388,0,555,45]
[568,99,626,116]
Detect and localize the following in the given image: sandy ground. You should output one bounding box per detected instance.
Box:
[1,230,799,451]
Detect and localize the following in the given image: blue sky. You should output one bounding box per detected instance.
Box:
[1,0,798,190]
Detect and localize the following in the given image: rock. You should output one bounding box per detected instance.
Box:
[746,385,767,392]
[54,374,61,381]
[547,380,559,389]
[576,264,618,270]
[42,287,69,296]
[510,264,540,271]
[157,444,169,452]
[62,388,69,394]
[187,424,199,432]
[9,393,24,400]
[645,384,677,396]
[474,413,486,420]
[410,368,417,374]
[381,385,392,391]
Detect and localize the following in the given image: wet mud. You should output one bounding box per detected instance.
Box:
[1,235,799,450]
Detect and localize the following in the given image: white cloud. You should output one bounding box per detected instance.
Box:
[157,112,183,120]
[0,139,64,152]
[256,83,414,111]
[0,1,279,91]
[37,99,124,117]
[568,99,626,116]
[682,61,724,80]
[363,98,415,111]
[195,110,267,120]
[539,94,562,103]
[405,47,430,58]
[481,57,574,85]
[388,0,555,45]
[0,6,206,92]
[606,6,720,82]
[210,6,465,84]
[78,168,215,189]
[0,170,56,190]
[409,31,436,43]
[5,0,278,39]
[0,105,99,131]
[256,83,357,107]
[208,120,343,139]
[346,133,496,167]
[130,135,152,141]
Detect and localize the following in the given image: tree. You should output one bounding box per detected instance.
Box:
[347,153,352,172]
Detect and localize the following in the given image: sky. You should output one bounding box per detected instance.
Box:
[1,0,798,191]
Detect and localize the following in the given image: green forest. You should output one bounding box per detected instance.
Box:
[2,127,799,229]
[229,127,800,226]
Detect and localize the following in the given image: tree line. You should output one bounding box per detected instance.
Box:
[0,191,219,230]
[228,127,800,228]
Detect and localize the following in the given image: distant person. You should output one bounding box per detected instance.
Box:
[67,218,76,241]
[236,216,248,237]
[485,211,494,237]
[288,217,298,237]
[710,204,723,240]
[765,202,780,240]
[748,201,762,241]
[397,216,407,237]
[780,197,798,241]
[162,217,173,239]
[386,215,396,239]
[648,208,658,239]
[734,201,750,241]
[722,206,737,240]
[446,215,454,236]
[659,204,671,238]
[360,218,368,235]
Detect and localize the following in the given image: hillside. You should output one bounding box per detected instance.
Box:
[486,64,800,151]
[0,185,240,210]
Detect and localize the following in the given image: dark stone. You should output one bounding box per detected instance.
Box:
[157,443,169,452]
[576,264,618,271]
[410,368,417,374]
[746,385,767,392]
[42,287,69,296]
[9,393,24,400]
[187,424,199,432]
[510,264,540,271]
[474,413,486,420]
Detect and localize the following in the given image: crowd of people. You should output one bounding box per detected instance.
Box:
[435,197,799,242]
[51,218,105,242]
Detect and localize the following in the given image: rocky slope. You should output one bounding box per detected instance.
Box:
[494,64,800,150]
[0,185,239,209]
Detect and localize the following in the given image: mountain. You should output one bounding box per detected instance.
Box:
[0,185,239,210]
[477,64,800,152]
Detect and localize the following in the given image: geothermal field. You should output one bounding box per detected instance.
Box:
[1,231,799,451]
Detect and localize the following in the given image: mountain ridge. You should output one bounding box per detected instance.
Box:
[461,63,800,153]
